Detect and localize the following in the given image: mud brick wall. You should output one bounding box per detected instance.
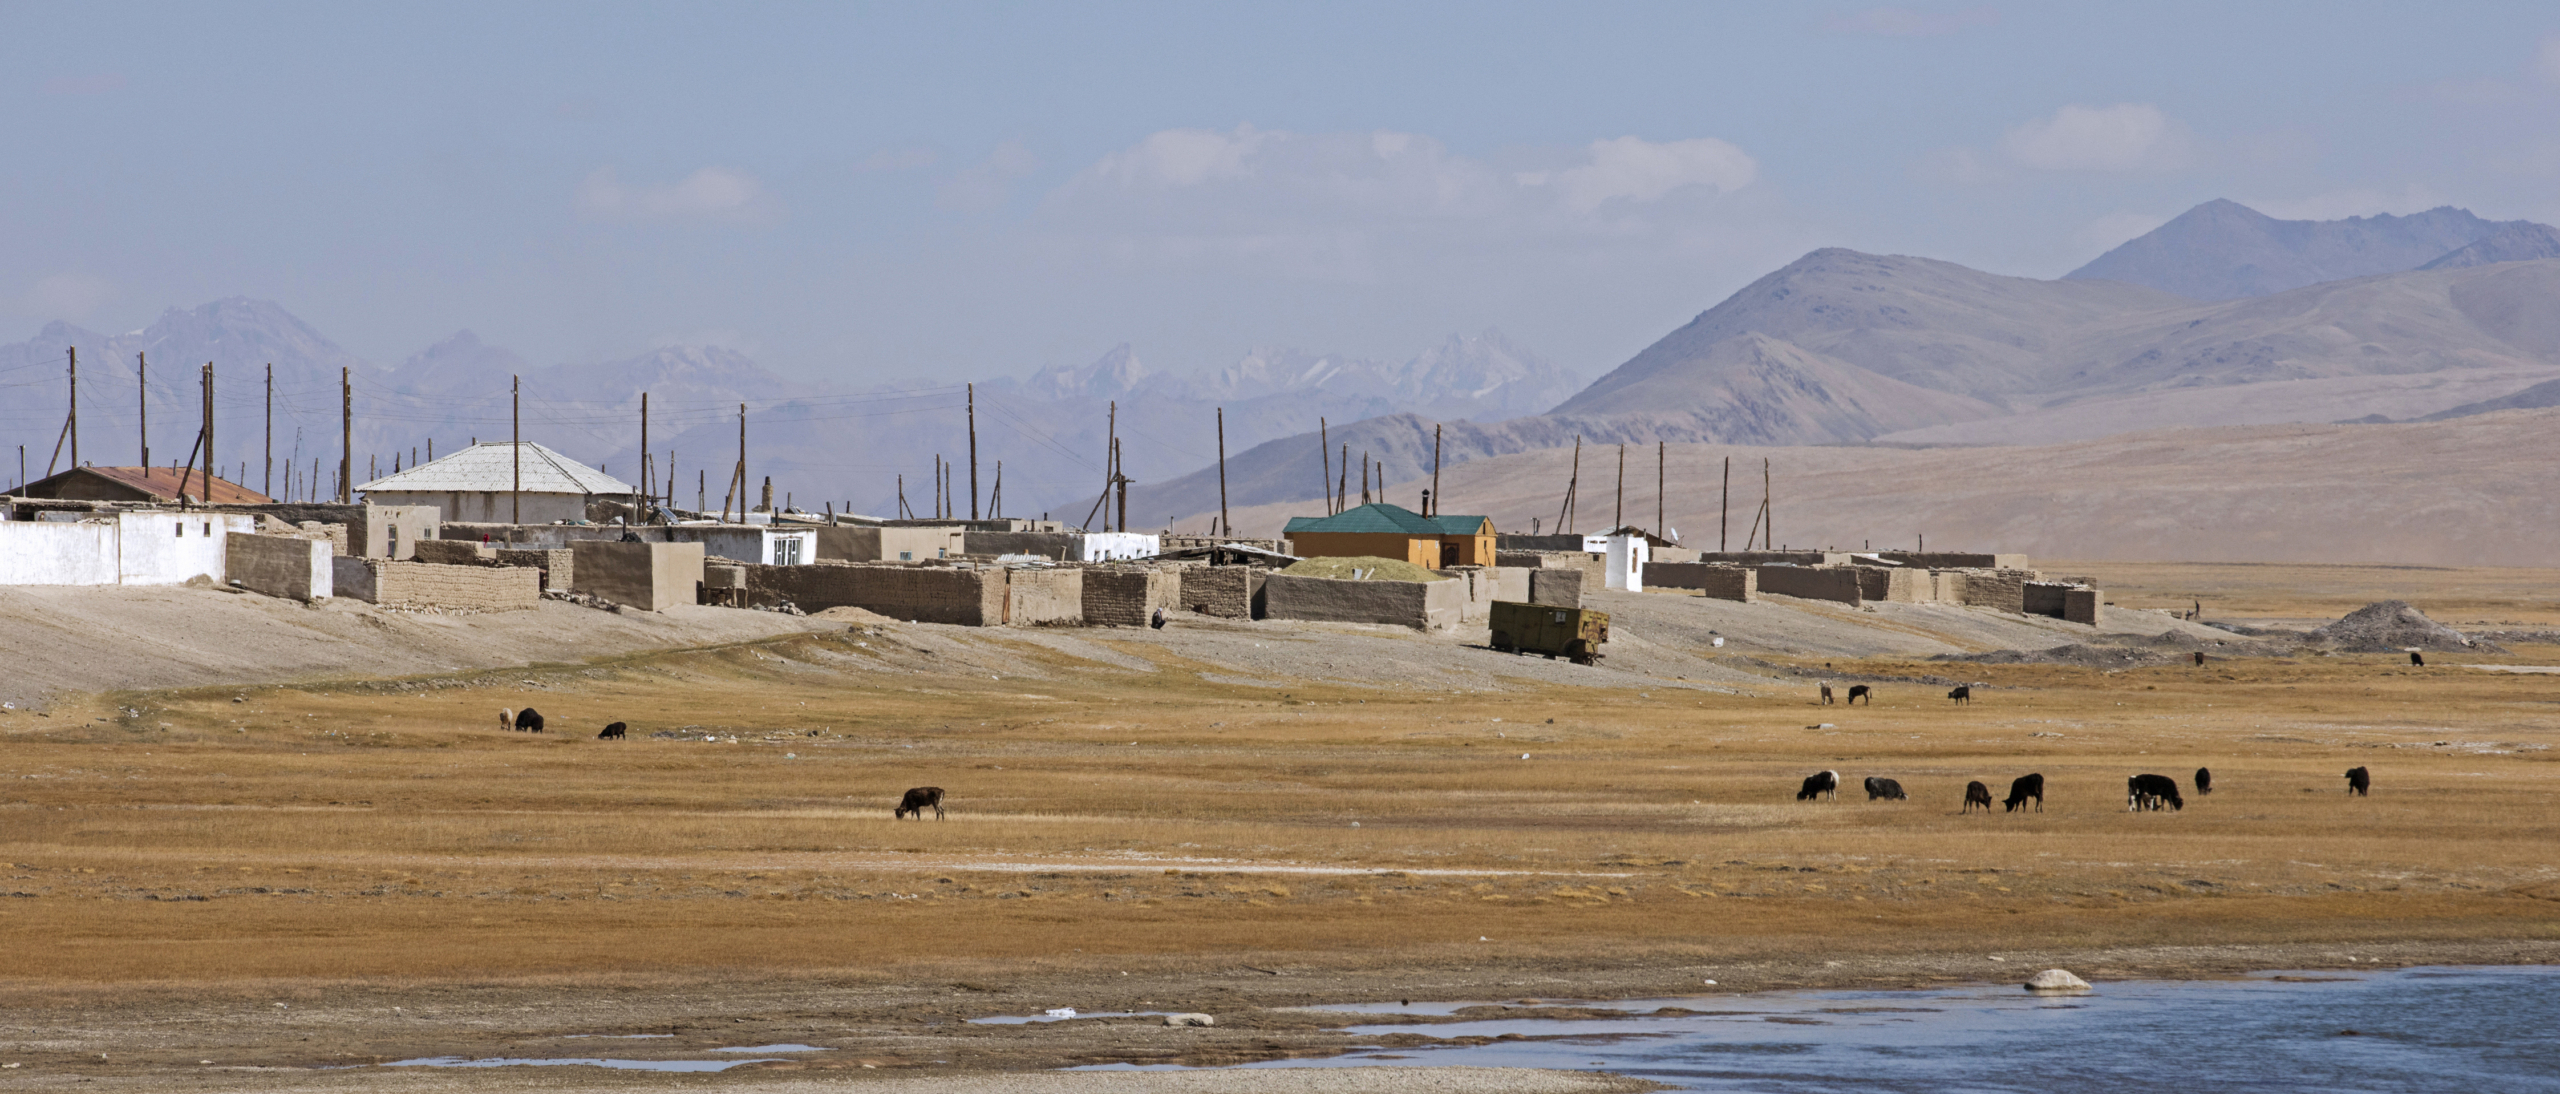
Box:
[492,547,573,591]
[1260,573,1466,631]
[1754,565,1863,605]
[1004,568,1084,626]
[1854,566,1922,603]
[1649,562,1754,602]
[1083,568,1180,627]
[745,563,1003,624]
[224,533,333,601]
[1929,571,1966,604]
[1959,569,2032,613]
[1694,551,1850,567]
[1179,565,1255,619]
[2064,587,2104,626]
[1879,551,2030,571]
[345,560,539,611]
[1528,568,1582,608]
[413,539,493,566]
[2023,581,2074,619]
[964,531,1083,559]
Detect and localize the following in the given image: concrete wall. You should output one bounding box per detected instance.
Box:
[225,533,333,600]
[1078,532,1160,561]
[117,512,256,585]
[1160,535,1287,554]
[1854,566,1923,603]
[2064,587,2104,626]
[1498,534,1611,552]
[1431,566,1530,623]
[1648,562,1755,602]
[568,541,705,612]
[1754,565,1863,605]
[1604,534,1649,592]
[1260,572,1467,631]
[1178,565,1257,619]
[0,519,120,585]
[1082,568,1180,627]
[1004,568,1084,626]
[336,559,538,611]
[1960,570,2031,613]
[1527,568,1582,608]
[671,526,815,565]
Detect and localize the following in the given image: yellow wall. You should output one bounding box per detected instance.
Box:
[1289,532,1436,568]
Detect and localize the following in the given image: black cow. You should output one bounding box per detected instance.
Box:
[1847,685,1872,706]
[2409,651,2425,667]
[2194,767,2213,795]
[1863,776,1907,801]
[1795,770,1839,802]
[2193,651,2206,667]
[598,721,627,740]
[1150,607,1167,630]
[2128,773,2183,811]
[514,707,545,733]
[2345,766,2370,796]
[896,786,947,820]
[2003,773,2044,813]
[1963,780,1994,813]
[1948,685,1972,705]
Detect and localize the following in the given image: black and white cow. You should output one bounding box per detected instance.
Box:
[1796,770,1840,802]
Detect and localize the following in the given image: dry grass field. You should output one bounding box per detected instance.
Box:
[2,565,2557,1086]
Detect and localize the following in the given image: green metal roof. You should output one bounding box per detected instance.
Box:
[1283,503,1490,536]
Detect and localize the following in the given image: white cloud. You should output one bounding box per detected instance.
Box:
[1822,6,1998,38]
[1526,136,1759,213]
[2002,103,2187,172]
[575,166,777,224]
[19,273,116,320]
[2246,186,2447,222]
[937,141,1040,212]
[1083,125,1273,189]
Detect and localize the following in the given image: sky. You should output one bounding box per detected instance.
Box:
[7,1,2560,387]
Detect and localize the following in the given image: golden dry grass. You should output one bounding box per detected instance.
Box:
[3,568,2557,992]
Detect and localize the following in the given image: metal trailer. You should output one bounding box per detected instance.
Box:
[1488,600,1609,665]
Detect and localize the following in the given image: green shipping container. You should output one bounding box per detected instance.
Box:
[1488,600,1610,665]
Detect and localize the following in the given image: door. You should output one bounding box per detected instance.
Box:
[1439,540,1459,568]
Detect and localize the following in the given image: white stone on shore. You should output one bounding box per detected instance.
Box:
[2024,968,2091,994]
[1163,1013,1214,1027]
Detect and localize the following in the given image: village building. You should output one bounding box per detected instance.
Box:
[8,465,271,505]
[1281,503,1496,568]
[357,441,633,525]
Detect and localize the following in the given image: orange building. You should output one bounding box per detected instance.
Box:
[1282,503,1495,569]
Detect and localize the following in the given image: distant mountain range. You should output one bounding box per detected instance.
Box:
[2063,199,2543,300]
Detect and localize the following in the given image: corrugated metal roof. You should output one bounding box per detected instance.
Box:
[13,465,273,504]
[1282,502,1489,536]
[356,441,633,496]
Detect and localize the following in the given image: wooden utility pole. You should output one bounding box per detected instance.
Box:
[264,364,273,498]
[1215,406,1228,537]
[67,347,78,470]
[339,367,353,503]
[1359,452,1370,506]
[1113,437,1128,533]
[510,375,521,524]
[1319,418,1331,514]
[736,403,748,520]
[1430,424,1442,517]
[1720,456,1730,552]
[991,461,1002,519]
[137,352,148,469]
[1761,457,1772,550]
[1337,444,1348,513]
[639,391,650,504]
[202,363,214,495]
[1558,436,1580,535]
[966,382,979,520]
[1613,444,1625,531]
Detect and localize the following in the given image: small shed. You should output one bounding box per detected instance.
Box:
[357,441,632,525]
[1282,503,1495,569]
[8,465,272,505]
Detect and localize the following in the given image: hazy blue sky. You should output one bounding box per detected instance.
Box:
[8,1,2560,383]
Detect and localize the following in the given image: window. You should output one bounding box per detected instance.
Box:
[898,550,913,561]
[203,522,212,537]
[774,538,802,565]
[174,523,183,537]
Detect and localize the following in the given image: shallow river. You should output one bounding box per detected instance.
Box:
[1078,966,2560,1092]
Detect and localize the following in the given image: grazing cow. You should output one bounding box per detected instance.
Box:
[2193,651,2206,667]
[2409,651,2425,667]
[514,707,545,733]
[1863,776,1907,801]
[1964,780,1995,813]
[2345,766,2370,796]
[1847,684,1872,706]
[598,721,627,740]
[2128,773,2183,812]
[2003,773,2045,813]
[1150,607,1168,630]
[1795,770,1840,802]
[2194,767,2213,795]
[896,786,947,820]
[498,708,515,732]
[1948,685,1972,705]
[1819,682,1836,705]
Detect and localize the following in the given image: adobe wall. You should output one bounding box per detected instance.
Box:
[1928,571,1966,604]
[339,559,538,611]
[1430,566,1530,623]
[491,547,574,592]
[1854,566,1922,603]
[1004,569,1084,626]
[224,533,334,601]
[413,539,492,565]
[568,541,706,612]
[965,531,1082,559]
[1648,562,1755,602]
[1497,534,1601,552]
[1179,565,1256,619]
[1959,569,2031,613]
[817,525,965,562]
[1880,551,2030,571]
[1696,551,1851,567]
[1161,535,1288,554]
[2064,587,2104,626]
[1082,568,1180,627]
[1754,565,1863,605]
[1527,568,1582,608]
[2024,581,2099,621]
[1496,550,1604,584]
[1260,573,1466,631]
[744,563,1003,625]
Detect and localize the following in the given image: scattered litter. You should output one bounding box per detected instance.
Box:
[1046,1008,1078,1019]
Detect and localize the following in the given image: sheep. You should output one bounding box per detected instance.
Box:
[498,708,515,732]
[896,786,946,820]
